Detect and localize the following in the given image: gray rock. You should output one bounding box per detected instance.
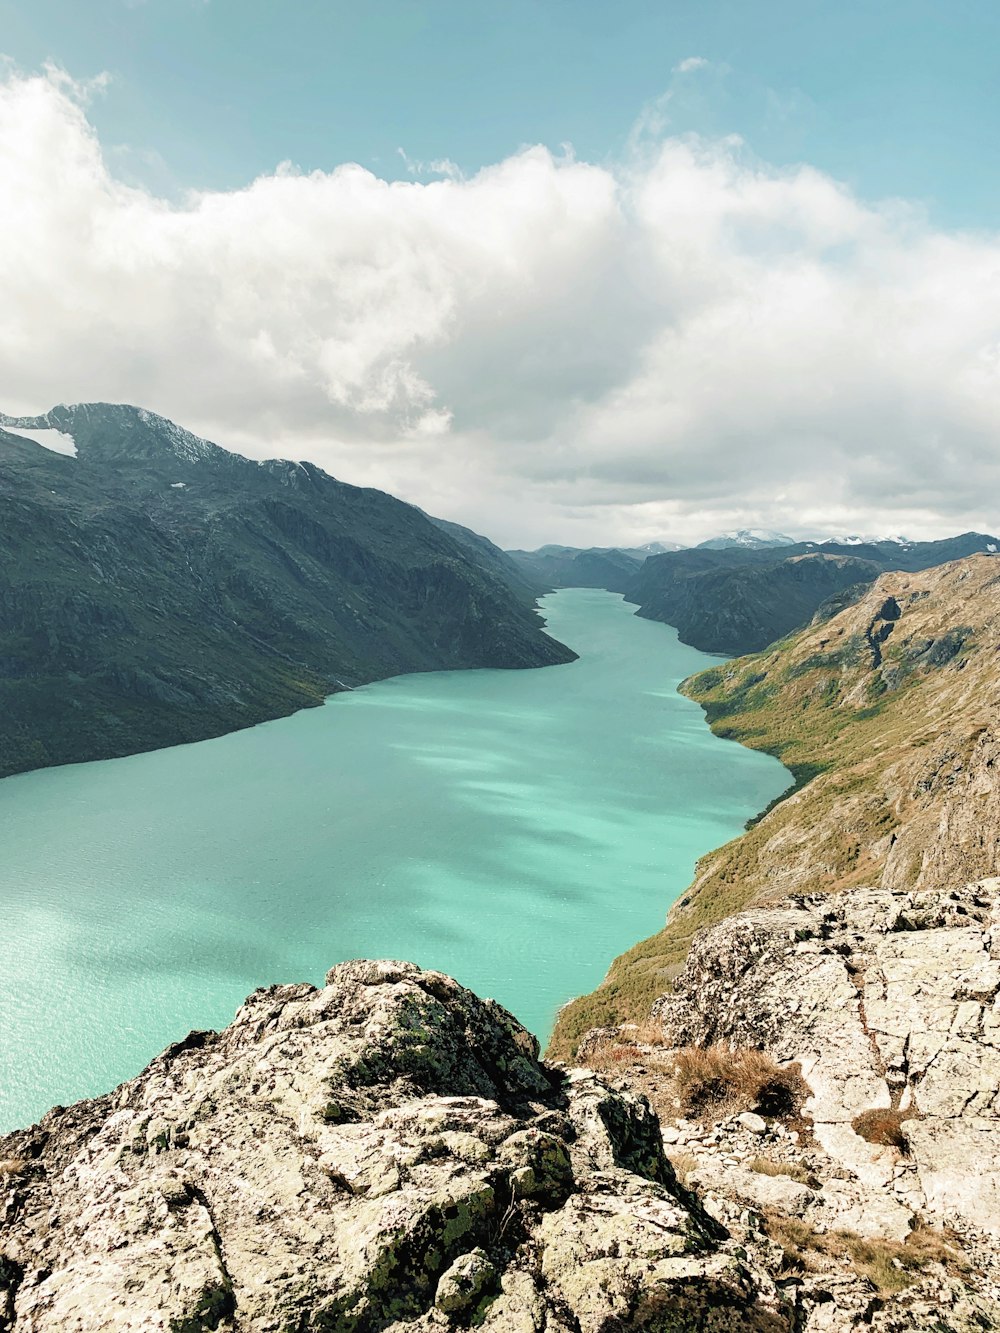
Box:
[435,1248,495,1316]
[0,961,791,1332]
[655,880,1000,1234]
[738,1112,768,1135]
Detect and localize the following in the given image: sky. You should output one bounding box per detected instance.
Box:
[1,1,1000,547]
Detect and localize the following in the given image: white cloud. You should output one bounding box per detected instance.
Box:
[674,56,710,74]
[1,65,1000,548]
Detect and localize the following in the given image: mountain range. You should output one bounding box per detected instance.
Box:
[0,403,573,780]
[511,533,1000,657]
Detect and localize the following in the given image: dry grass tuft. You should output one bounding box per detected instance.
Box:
[672,1044,808,1122]
[748,1156,814,1186]
[578,1038,646,1075]
[625,1021,669,1047]
[665,1151,699,1187]
[903,1220,967,1271]
[852,1107,915,1152]
[0,1158,28,1176]
[764,1212,967,1295]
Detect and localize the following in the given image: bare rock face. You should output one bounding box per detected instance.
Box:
[654,880,1000,1235]
[0,960,792,1332]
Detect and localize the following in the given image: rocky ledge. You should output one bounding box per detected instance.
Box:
[654,879,1000,1235]
[0,960,793,1332]
[571,879,1000,1331]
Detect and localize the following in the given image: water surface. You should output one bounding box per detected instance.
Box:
[0,590,789,1131]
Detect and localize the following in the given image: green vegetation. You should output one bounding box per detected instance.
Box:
[549,557,1000,1057]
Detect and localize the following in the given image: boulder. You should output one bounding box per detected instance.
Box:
[0,960,790,1332]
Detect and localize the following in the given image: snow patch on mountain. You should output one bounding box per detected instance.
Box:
[697,528,796,550]
[0,418,77,458]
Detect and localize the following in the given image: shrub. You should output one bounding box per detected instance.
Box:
[672,1044,808,1121]
[852,1107,914,1152]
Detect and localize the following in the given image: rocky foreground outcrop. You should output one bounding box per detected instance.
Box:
[566,881,1000,1331]
[0,960,796,1332]
[654,880,1000,1237]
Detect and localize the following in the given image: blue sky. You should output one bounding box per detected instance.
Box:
[1,2,999,546]
[3,0,999,226]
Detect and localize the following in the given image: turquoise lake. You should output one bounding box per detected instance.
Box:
[0,589,789,1132]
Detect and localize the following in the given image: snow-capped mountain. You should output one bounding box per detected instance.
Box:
[820,534,912,548]
[696,528,797,551]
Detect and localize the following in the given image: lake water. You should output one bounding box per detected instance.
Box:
[0,590,789,1132]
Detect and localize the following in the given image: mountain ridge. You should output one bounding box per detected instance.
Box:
[627,533,1000,655]
[0,403,574,781]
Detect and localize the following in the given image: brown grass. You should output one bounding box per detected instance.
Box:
[852,1107,915,1152]
[578,1037,649,1075]
[672,1044,808,1122]
[764,1213,966,1295]
[625,1021,669,1047]
[748,1156,814,1186]
[0,1158,28,1176]
[665,1151,698,1187]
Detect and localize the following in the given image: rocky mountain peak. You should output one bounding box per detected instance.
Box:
[2,403,232,469]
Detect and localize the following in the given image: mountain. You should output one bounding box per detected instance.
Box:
[551,551,1000,1051]
[421,511,542,605]
[506,544,644,593]
[0,403,574,780]
[628,532,1000,655]
[696,528,797,550]
[626,539,685,556]
[820,533,911,547]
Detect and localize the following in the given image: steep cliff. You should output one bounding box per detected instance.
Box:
[3,954,993,1331]
[0,404,574,780]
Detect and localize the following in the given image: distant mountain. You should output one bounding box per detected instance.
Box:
[620,540,686,557]
[506,546,643,593]
[628,533,1000,655]
[696,528,797,550]
[819,533,910,547]
[0,403,574,780]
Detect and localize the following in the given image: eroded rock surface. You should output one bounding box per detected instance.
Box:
[654,880,1000,1234]
[0,960,791,1332]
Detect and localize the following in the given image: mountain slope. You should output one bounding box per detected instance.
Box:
[629,533,1000,654]
[550,551,1000,1054]
[0,403,574,780]
[506,545,643,593]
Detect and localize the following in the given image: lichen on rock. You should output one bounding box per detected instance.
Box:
[0,960,789,1332]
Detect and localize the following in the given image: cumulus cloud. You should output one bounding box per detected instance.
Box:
[1,65,999,547]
